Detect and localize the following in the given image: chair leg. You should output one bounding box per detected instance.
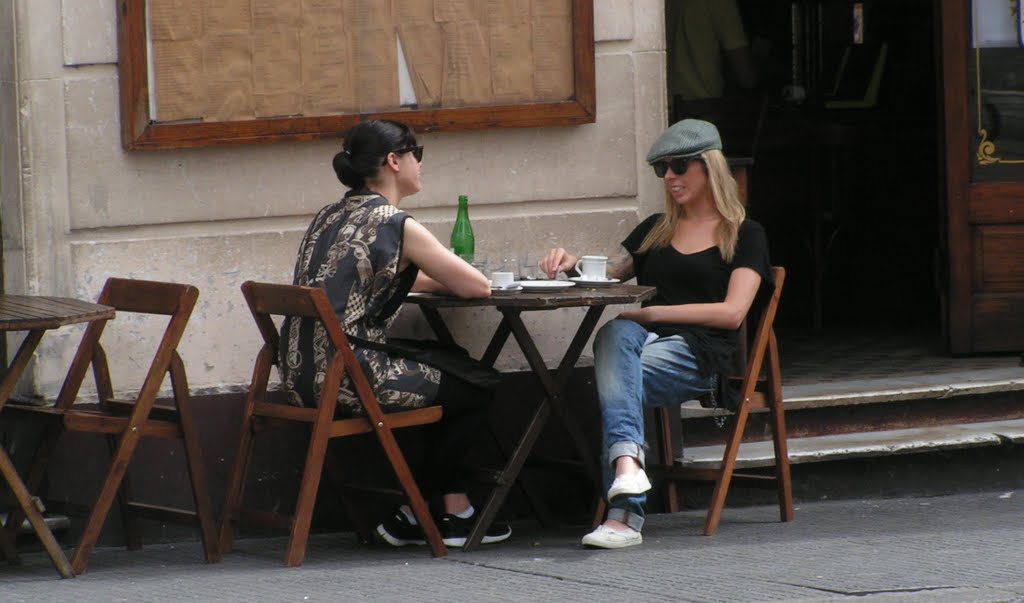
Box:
[172,361,221,563]
[591,498,606,529]
[283,422,333,567]
[703,404,751,536]
[70,429,144,574]
[767,334,794,523]
[374,426,446,558]
[108,434,142,551]
[217,418,256,555]
[0,516,19,565]
[656,406,680,513]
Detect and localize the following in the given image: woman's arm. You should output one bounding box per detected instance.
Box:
[401,218,491,298]
[618,267,762,330]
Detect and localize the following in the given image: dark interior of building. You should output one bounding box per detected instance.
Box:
[667,0,943,364]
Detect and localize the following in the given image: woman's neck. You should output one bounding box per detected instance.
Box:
[681,195,719,223]
[367,181,402,207]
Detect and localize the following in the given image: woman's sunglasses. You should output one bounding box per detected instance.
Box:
[652,155,703,178]
[392,145,424,163]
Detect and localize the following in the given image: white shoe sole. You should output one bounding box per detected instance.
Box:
[607,470,652,500]
[375,524,425,547]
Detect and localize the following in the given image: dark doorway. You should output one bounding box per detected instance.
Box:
[666,0,942,341]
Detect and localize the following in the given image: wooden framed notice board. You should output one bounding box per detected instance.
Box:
[117,0,596,149]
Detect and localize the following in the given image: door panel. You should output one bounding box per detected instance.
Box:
[942,0,1024,353]
[972,224,1024,289]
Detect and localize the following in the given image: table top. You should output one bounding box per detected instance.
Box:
[404,284,656,309]
[0,295,115,331]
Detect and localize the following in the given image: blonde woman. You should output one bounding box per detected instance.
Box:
[541,119,772,549]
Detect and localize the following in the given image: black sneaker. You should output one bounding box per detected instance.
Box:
[375,510,426,547]
[439,513,512,547]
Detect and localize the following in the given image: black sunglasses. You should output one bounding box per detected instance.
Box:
[652,155,703,178]
[389,145,424,163]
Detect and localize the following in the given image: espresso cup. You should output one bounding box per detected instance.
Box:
[574,255,608,280]
[491,271,515,288]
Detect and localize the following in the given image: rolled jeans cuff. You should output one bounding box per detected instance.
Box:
[608,441,645,469]
[606,507,644,532]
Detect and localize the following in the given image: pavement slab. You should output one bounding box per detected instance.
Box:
[1,489,1022,602]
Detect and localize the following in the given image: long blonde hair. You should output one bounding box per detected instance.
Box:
[636,149,745,262]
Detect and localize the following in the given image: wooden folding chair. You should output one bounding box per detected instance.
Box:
[658,266,791,534]
[6,278,220,574]
[217,281,447,566]
[594,267,791,535]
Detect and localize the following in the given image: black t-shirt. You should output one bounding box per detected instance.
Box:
[622,214,772,377]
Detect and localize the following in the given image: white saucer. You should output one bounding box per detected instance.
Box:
[569,276,620,288]
[519,280,576,291]
[490,284,523,295]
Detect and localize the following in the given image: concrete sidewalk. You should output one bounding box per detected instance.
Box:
[2,489,1022,602]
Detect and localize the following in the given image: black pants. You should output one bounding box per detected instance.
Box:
[417,374,495,498]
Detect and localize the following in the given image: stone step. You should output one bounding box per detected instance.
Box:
[677,417,1024,470]
[679,366,1024,419]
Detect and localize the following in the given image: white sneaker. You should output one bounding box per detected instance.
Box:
[606,469,652,500]
[581,525,642,549]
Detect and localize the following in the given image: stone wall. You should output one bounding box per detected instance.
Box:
[0,0,667,398]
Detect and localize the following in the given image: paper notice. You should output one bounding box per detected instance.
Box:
[206,80,255,121]
[484,0,529,25]
[255,93,303,117]
[353,29,400,111]
[434,0,481,23]
[394,0,434,22]
[206,0,252,33]
[441,21,491,106]
[152,40,206,121]
[253,29,302,95]
[252,0,303,28]
[532,0,571,17]
[149,0,203,41]
[302,0,345,26]
[301,25,357,114]
[398,23,444,107]
[490,23,533,101]
[532,16,573,100]
[203,33,252,83]
[344,0,394,30]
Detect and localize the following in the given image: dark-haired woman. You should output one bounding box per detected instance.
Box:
[541,119,772,549]
[280,119,510,547]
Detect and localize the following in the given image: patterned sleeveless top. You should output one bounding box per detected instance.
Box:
[279,191,441,416]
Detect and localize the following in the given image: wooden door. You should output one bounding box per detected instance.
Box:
[941,0,1024,353]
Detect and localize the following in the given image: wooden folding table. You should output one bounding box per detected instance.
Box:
[405,283,655,550]
[0,295,115,578]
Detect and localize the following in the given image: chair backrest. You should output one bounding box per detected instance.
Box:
[239,281,380,418]
[734,266,785,404]
[56,278,198,408]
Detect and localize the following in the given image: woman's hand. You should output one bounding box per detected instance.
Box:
[540,248,578,279]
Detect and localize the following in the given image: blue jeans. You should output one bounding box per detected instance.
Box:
[593,319,715,532]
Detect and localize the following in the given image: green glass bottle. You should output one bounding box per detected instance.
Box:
[450,194,475,263]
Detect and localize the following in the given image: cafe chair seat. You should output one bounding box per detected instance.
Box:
[217,281,447,566]
[5,278,220,574]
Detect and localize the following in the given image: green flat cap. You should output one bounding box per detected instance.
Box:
[646,119,722,164]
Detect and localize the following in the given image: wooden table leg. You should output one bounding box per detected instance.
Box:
[463,307,606,551]
[0,450,74,578]
[416,307,457,346]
